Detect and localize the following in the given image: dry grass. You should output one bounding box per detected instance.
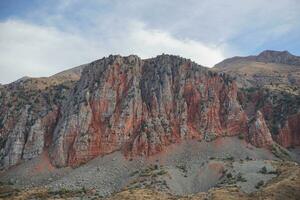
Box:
[1,161,299,200]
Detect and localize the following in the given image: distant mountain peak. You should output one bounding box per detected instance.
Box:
[256,50,300,66]
[215,50,300,68]
[258,50,291,56]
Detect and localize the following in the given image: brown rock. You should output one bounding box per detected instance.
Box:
[50,55,248,167]
[274,113,300,147]
[248,111,274,147]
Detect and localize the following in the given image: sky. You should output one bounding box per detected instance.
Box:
[0,0,300,84]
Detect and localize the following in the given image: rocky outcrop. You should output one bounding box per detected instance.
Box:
[274,113,300,147]
[215,50,300,69]
[215,50,300,148]
[2,53,298,169]
[248,111,274,148]
[49,55,248,167]
[256,50,300,66]
[0,71,76,169]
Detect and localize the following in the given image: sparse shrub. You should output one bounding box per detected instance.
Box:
[61,188,69,194]
[246,156,253,161]
[156,169,167,176]
[236,173,247,182]
[81,187,87,194]
[130,170,139,177]
[271,144,290,160]
[226,173,232,179]
[238,134,245,140]
[224,154,234,161]
[259,166,267,174]
[255,180,264,189]
[268,170,280,175]
[176,164,187,173]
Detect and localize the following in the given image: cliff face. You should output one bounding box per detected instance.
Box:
[0,67,81,168]
[1,54,295,169]
[215,50,300,148]
[49,55,248,167]
[248,111,273,147]
[273,113,300,147]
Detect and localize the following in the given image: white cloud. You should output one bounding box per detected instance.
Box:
[112,22,224,66]
[1,0,299,84]
[0,20,104,84]
[0,20,224,84]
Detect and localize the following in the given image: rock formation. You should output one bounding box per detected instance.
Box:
[273,113,300,147]
[0,53,299,169]
[214,50,300,148]
[49,55,248,167]
[248,111,274,147]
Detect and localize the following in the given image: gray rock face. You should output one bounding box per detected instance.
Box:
[0,69,76,169]
[2,106,29,167]
[49,54,248,167]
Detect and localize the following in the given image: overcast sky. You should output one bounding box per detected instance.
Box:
[0,0,300,84]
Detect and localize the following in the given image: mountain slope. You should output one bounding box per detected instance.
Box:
[214,50,300,148]
[0,65,85,168]
[0,53,299,199]
[1,54,250,169]
[214,50,300,91]
[50,54,247,167]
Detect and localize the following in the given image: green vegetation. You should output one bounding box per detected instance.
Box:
[259,166,267,174]
[271,144,290,160]
[130,171,139,177]
[238,133,245,140]
[220,172,247,185]
[223,154,235,161]
[255,180,264,189]
[49,188,70,196]
[139,165,167,177]
[236,173,247,182]
[176,164,188,173]
[156,169,167,176]
[226,173,232,179]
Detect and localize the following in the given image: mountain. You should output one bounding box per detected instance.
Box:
[1,54,250,168]
[214,50,300,90]
[0,64,85,167]
[214,50,300,148]
[0,53,299,199]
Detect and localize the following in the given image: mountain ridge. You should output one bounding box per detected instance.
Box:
[1,52,299,169]
[215,50,300,69]
[0,52,300,199]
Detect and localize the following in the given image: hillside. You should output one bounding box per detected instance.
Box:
[214,50,300,93]
[214,50,300,148]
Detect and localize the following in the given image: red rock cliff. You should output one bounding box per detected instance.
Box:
[274,113,300,147]
[49,55,248,167]
[248,111,274,148]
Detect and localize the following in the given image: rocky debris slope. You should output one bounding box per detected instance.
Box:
[0,137,280,197]
[1,138,299,199]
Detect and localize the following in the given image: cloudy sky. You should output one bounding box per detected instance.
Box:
[0,0,300,84]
